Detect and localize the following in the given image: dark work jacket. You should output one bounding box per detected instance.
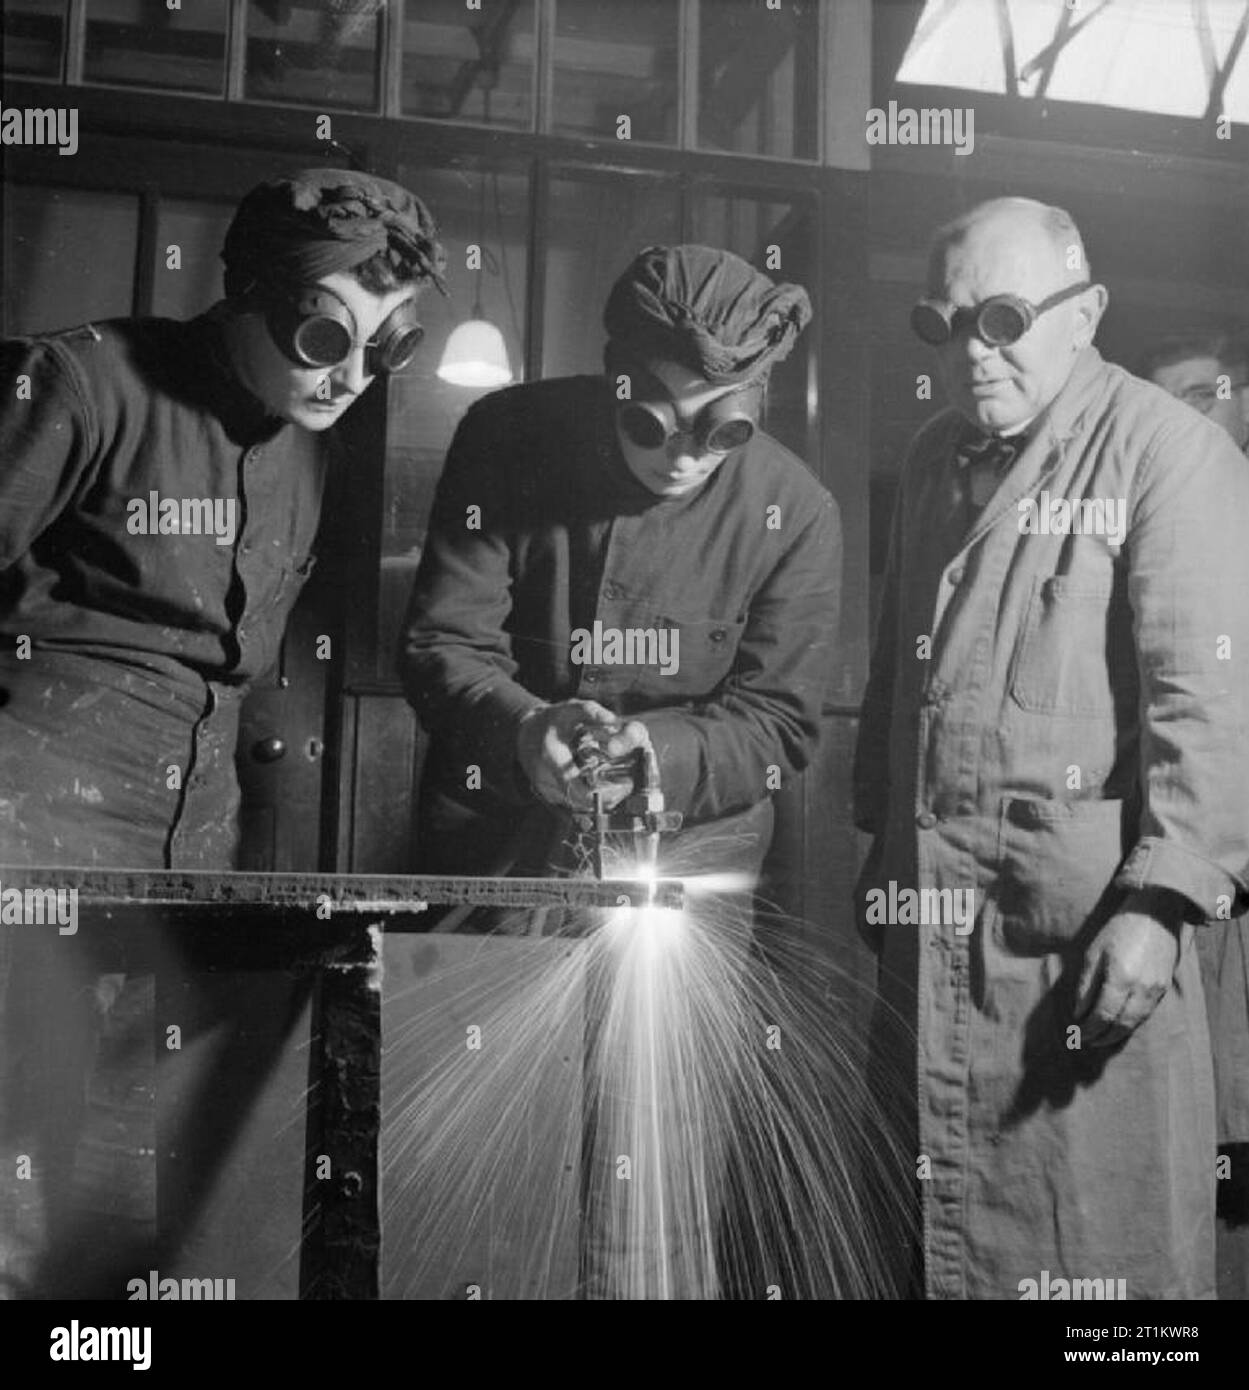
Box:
[399,375,842,880]
[0,313,333,1300]
[0,312,326,689]
[0,312,328,870]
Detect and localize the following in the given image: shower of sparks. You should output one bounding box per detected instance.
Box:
[381,841,917,1300]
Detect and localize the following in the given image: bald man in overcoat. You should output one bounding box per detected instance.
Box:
[855,198,1249,1299]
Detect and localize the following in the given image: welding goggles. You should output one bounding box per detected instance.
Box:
[910,280,1092,348]
[617,380,763,456]
[264,283,425,375]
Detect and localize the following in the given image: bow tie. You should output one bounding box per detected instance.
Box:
[954,429,1026,474]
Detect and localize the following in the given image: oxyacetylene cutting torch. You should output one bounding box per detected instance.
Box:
[571,727,683,887]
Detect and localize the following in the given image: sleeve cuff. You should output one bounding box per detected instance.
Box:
[468,682,549,804]
[632,710,700,814]
[1115,837,1247,923]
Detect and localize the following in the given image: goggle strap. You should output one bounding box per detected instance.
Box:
[1031,280,1093,316]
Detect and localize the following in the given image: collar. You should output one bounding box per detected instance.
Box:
[192,304,290,446]
[945,346,1111,547]
[1031,344,1106,449]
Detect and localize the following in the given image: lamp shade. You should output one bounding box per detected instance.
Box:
[436,318,514,388]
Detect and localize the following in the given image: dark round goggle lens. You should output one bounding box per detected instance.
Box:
[294,315,353,367]
[374,323,425,375]
[976,299,1029,346]
[911,301,953,346]
[619,403,668,450]
[703,416,755,453]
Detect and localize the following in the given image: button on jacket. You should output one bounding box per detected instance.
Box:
[399,375,841,877]
[854,346,1249,1300]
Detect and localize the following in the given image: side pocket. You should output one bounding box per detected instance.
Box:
[994,796,1127,954]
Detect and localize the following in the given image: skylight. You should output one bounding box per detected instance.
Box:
[896,0,1249,122]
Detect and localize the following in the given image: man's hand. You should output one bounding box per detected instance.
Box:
[516,700,649,812]
[1074,892,1187,1048]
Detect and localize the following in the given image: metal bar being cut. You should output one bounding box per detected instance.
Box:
[0,866,684,914]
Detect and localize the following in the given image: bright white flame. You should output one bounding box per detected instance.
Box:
[604,901,685,955]
[682,872,755,896]
[634,905,684,961]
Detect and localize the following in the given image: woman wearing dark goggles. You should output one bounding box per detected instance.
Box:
[911,280,1092,347]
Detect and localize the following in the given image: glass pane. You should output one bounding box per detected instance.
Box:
[897,0,1249,123]
[552,0,678,144]
[84,0,228,94]
[688,191,816,462]
[541,171,680,379]
[2,185,139,336]
[378,163,530,680]
[1,0,65,78]
[698,0,818,161]
[153,199,236,320]
[245,0,383,111]
[401,0,535,128]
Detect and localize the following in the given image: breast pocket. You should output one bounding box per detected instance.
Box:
[1008,574,1123,718]
[654,607,747,692]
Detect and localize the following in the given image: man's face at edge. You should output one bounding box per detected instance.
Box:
[1149,355,1249,453]
[225,270,417,432]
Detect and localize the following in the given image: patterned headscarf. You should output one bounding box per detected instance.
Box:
[221,168,446,297]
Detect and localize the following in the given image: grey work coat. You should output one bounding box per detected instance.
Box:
[854,347,1249,1300]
